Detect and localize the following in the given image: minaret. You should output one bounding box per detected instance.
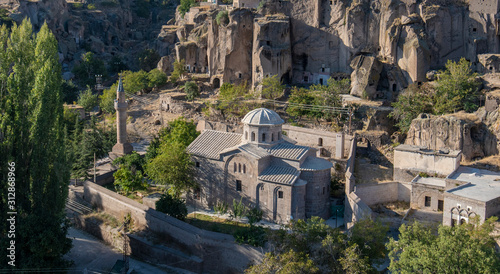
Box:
[111,77,133,156]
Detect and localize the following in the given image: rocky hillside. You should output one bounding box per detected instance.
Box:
[1,0,177,71]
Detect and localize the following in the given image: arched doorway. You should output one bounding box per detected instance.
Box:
[256,183,264,209]
[213,78,220,88]
[273,186,282,221]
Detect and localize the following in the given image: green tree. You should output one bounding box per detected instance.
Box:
[99,83,118,114]
[387,217,500,273]
[147,68,168,89]
[145,142,197,197]
[246,250,319,274]
[123,70,148,93]
[389,83,433,133]
[145,117,199,197]
[113,165,146,195]
[216,10,229,25]
[71,116,116,179]
[72,51,107,87]
[77,86,99,112]
[184,81,199,101]
[286,86,316,119]
[179,0,197,18]
[61,79,80,104]
[138,48,161,71]
[0,20,72,268]
[261,74,284,99]
[249,217,387,273]
[170,59,186,84]
[155,193,188,220]
[434,58,481,114]
[113,151,145,173]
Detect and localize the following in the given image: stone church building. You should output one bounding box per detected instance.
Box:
[187,108,332,223]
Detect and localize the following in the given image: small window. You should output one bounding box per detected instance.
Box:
[234,163,237,172]
[271,133,274,142]
[262,133,266,142]
[196,162,200,167]
[266,41,271,46]
[457,204,461,209]
[472,27,477,32]
[467,206,472,211]
[318,138,323,146]
[238,73,242,79]
[236,180,242,191]
[304,75,309,83]
[238,163,241,173]
[278,191,283,199]
[243,164,246,174]
[425,196,431,207]
[438,200,444,211]
[245,131,248,140]
[329,41,333,48]
[251,132,255,141]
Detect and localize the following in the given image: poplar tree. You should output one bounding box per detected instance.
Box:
[0,19,72,268]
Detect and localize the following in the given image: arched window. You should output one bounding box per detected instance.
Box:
[234,163,237,172]
[243,164,246,173]
[318,138,323,146]
[238,163,241,173]
[245,131,248,140]
[271,133,274,142]
[262,133,266,142]
[251,132,255,141]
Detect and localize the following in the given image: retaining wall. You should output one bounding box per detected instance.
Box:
[354,181,411,206]
[82,181,263,273]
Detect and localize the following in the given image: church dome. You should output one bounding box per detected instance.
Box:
[242,108,284,126]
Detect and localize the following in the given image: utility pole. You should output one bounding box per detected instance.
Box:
[348,106,353,135]
[93,152,96,184]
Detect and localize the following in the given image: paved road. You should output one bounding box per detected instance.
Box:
[64,227,189,274]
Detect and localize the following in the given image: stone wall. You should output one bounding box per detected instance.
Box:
[354,181,411,206]
[443,192,487,226]
[393,144,461,181]
[344,192,372,229]
[82,181,263,273]
[282,124,353,159]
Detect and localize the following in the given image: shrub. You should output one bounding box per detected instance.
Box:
[246,207,263,225]
[230,198,247,220]
[170,59,186,84]
[99,83,118,114]
[87,3,96,10]
[261,74,284,99]
[234,226,267,247]
[113,165,146,195]
[179,0,197,18]
[184,81,199,101]
[216,11,229,26]
[147,69,168,89]
[213,200,229,216]
[138,49,161,71]
[156,193,188,220]
[77,87,99,112]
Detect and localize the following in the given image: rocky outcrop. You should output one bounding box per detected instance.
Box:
[252,14,292,88]
[405,111,500,161]
[350,55,383,99]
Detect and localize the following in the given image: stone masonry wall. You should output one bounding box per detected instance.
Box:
[82,181,263,273]
[354,181,411,206]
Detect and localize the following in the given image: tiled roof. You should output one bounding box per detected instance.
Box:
[266,142,311,160]
[238,143,271,159]
[300,156,333,171]
[187,130,242,160]
[241,108,284,126]
[258,165,300,185]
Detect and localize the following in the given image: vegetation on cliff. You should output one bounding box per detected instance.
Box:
[391,58,481,133]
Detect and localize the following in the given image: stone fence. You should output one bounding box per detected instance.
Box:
[82,181,263,273]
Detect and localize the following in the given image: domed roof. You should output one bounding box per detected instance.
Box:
[242,108,284,126]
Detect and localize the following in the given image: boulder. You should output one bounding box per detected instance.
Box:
[350,55,383,99]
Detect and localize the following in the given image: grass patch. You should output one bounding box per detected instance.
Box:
[85,212,120,228]
[186,213,267,246]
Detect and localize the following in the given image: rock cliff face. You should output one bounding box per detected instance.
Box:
[2,0,177,70]
[172,0,500,95]
[405,109,500,161]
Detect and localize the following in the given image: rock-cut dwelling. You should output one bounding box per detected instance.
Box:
[187,108,332,223]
